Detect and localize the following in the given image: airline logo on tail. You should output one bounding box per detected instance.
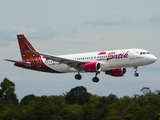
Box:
[17,34,37,61]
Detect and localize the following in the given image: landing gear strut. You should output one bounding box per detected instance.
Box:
[92,72,100,83]
[134,67,139,77]
[75,73,82,80]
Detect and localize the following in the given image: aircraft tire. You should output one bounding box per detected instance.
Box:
[134,73,139,77]
[92,77,99,83]
[75,74,82,80]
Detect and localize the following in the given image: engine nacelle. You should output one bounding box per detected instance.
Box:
[84,62,101,72]
[105,68,126,77]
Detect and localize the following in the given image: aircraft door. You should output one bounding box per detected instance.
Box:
[129,50,134,60]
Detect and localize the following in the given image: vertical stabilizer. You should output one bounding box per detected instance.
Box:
[17,34,38,61]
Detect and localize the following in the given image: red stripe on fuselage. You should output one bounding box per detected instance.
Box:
[98,52,106,55]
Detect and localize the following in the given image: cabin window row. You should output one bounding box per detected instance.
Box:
[45,60,54,63]
[75,55,108,60]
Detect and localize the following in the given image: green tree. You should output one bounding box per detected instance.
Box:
[21,94,35,105]
[65,86,91,105]
[107,94,119,104]
[140,87,151,95]
[0,78,18,105]
[51,95,65,105]
[82,104,100,120]
[89,94,101,105]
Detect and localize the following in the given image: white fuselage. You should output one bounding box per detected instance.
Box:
[43,48,156,73]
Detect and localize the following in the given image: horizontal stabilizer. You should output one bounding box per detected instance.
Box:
[4,59,31,66]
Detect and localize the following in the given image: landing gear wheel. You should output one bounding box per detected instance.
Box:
[134,73,139,77]
[75,74,82,80]
[92,77,99,83]
[133,67,139,77]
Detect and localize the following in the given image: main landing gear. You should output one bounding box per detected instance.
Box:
[75,72,100,83]
[134,67,139,77]
[75,73,82,80]
[92,72,100,83]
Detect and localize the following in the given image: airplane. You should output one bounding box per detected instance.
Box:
[4,34,157,83]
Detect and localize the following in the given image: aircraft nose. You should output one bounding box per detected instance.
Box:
[149,55,157,63]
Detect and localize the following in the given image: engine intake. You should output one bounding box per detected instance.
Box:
[105,68,126,77]
[84,62,101,72]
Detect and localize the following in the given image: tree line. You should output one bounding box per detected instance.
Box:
[1,78,160,120]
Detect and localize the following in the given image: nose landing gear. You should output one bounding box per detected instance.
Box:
[134,67,139,77]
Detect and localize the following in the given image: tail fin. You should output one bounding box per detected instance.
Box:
[17,34,38,61]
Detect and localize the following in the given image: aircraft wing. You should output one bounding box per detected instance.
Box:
[28,50,85,70]
[24,41,86,70]
[4,59,31,66]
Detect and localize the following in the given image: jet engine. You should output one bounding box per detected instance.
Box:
[105,68,126,77]
[84,62,101,72]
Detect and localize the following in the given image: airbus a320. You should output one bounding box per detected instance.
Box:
[5,34,157,82]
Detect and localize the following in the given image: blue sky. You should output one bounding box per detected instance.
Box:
[0,0,160,100]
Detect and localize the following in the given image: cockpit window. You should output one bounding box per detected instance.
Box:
[140,52,150,55]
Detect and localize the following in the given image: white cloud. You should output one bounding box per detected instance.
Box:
[0,26,55,47]
[12,26,56,40]
[150,15,160,23]
[83,15,133,26]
